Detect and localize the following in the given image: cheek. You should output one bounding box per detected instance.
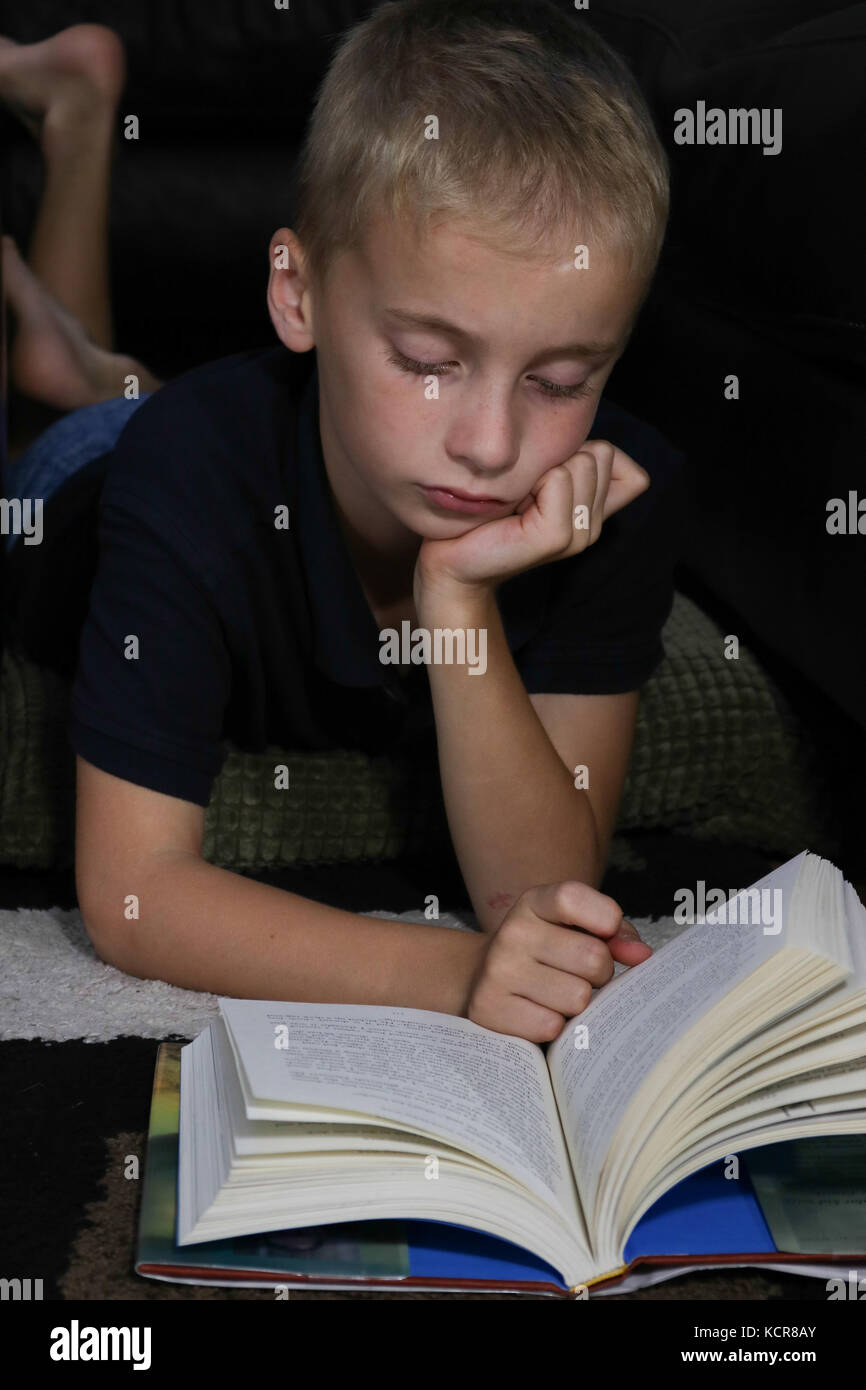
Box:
[347,389,422,489]
[364,383,432,462]
[511,411,593,501]
[529,407,593,471]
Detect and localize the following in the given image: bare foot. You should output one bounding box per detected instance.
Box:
[0,25,125,153]
[4,235,160,409]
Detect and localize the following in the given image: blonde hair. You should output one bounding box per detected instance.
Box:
[294,0,670,294]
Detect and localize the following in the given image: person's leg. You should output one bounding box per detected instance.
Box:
[0,24,125,350]
[0,26,163,418]
[2,234,162,416]
[2,390,151,673]
[0,25,163,670]
[4,392,151,554]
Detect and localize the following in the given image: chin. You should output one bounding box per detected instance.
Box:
[410,508,487,540]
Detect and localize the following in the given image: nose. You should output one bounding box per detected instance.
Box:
[444,379,520,482]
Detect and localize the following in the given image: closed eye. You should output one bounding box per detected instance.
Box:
[384,347,596,402]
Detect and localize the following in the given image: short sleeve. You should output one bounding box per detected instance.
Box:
[515,428,686,695]
[68,476,232,806]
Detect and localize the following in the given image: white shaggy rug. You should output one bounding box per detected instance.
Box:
[0,904,684,1042]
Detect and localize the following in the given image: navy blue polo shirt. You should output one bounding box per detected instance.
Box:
[68,345,685,807]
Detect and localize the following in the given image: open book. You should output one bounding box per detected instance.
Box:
[175,851,866,1292]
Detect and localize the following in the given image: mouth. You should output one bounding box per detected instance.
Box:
[418,484,509,516]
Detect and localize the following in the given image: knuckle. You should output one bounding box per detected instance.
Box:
[599,894,624,931]
[578,459,598,486]
[547,882,571,917]
[580,938,610,976]
[570,979,594,1016]
[555,879,588,914]
[498,911,531,947]
[538,1011,566,1044]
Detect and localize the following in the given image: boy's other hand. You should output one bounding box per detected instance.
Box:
[416,440,650,599]
[464,880,652,1044]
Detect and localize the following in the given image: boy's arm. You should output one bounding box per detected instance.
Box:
[419,585,636,934]
[528,687,639,874]
[75,756,485,1010]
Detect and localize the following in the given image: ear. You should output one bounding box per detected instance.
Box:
[266,227,316,352]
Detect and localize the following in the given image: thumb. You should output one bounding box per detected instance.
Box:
[615,918,643,942]
[608,917,653,966]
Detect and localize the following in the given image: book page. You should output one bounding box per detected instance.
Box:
[210,1013,480,1160]
[218,997,580,1224]
[546,870,805,1215]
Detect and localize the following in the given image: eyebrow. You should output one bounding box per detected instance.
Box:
[382,307,619,359]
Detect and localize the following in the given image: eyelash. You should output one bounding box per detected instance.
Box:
[385,347,596,401]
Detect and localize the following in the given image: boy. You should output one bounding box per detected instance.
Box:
[70,0,682,1042]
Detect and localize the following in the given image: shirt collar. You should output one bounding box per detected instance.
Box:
[294,354,388,689]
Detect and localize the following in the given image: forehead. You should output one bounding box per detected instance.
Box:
[335,210,642,350]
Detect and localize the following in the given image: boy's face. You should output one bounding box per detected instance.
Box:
[273,211,645,546]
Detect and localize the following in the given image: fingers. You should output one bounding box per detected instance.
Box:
[528,880,624,939]
[481,910,629,1040]
[515,958,597,1020]
[468,884,653,1042]
[518,439,650,567]
[567,440,650,541]
[496,908,615,989]
[568,448,602,549]
[615,918,641,941]
[530,462,579,553]
[531,450,605,556]
[527,880,652,968]
[474,991,569,1043]
[471,923,600,1040]
[589,440,650,520]
[608,929,653,967]
[579,443,611,545]
[603,915,653,966]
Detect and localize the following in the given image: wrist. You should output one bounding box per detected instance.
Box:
[415,572,496,627]
[455,931,489,1017]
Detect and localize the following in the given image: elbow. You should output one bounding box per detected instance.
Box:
[80,901,140,977]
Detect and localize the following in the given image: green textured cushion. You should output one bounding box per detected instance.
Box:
[0,591,836,870]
